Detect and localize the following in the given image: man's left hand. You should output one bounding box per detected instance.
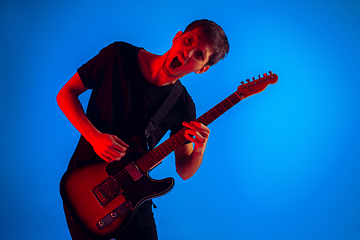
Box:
[183,121,210,152]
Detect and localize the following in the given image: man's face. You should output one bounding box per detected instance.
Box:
[162,28,213,78]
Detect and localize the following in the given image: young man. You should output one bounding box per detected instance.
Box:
[57,19,229,240]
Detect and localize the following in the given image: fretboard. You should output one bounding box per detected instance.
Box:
[135,92,242,173]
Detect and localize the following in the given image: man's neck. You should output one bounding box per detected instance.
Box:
[138,49,178,87]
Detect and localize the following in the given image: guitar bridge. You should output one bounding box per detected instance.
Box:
[92,176,123,207]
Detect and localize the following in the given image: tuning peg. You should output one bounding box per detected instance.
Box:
[246,79,251,83]
[263,73,267,77]
[269,71,273,74]
[241,81,245,85]
[252,77,255,81]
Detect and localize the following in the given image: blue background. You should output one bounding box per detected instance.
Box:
[1,0,359,239]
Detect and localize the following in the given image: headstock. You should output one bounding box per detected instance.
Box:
[237,71,278,99]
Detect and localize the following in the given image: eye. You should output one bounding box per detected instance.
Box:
[196,51,204,60]
[185,37,192,45]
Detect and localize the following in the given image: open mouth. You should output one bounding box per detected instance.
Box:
[170,56,182,69]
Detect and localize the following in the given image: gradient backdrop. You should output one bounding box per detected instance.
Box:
[1,0,359,239]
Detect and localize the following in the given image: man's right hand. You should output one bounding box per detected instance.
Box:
[89,132,129,162]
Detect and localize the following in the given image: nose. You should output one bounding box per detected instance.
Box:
[184,48,195,58]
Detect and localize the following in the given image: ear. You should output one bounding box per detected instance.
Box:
[195,65,210,74]
[172,31,183,43]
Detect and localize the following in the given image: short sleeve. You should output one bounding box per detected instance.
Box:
[77,43,116,89]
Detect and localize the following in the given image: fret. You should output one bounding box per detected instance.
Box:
[161,141,172,154]
[143,157,152,170]
[208,108,219,120]
[137,158,148,173]
[222,99,234,110]
[137,159,147,173]
[156,147,167,159]
[155,150,163,162]
[214,103,226,115]
[148,151,158,166]
[197,115,207,125]
[204,113,215,124]
[228,93,241,105]
[168,138,177,149]
[172,134,181,146]
[210,107,221,119]
[160,143,171,156]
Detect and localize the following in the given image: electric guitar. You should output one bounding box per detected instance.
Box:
[60,72,278,239]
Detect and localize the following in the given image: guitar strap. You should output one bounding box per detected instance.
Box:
[145,80,183,149]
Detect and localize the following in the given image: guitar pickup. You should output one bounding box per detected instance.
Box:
[92,176,123,207]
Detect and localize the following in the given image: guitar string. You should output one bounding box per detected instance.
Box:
[94,93,241,194]
[95,167,129,193]
[86,77,278,206]
[94,131,186,193]
[96,114,213,193]
[93,75,278,198]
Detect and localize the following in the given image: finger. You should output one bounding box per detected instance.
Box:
[183,121,210,134]
[110,139,128,153]
[113,136,129,148]
[192,121,210,134]
[104,148,126,161]
[100,153,114,163]
[184,132,204,145]
[103,150,117,161]
[183,121,198,130]
[184,130,206,144]
[185,126,209,140]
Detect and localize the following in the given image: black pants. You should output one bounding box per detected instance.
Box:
[64,201,158,240]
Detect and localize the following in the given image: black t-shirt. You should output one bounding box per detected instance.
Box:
[67,42,196,170]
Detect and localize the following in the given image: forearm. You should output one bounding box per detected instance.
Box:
[57,86,99,142]
[57,72,128,162]
[175,121,210,180]
[175,145,205,180]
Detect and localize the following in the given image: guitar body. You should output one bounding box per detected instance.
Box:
[60,152,174,240]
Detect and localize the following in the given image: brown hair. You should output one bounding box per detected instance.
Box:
[184,19,230,66]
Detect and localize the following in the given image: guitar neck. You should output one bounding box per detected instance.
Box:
[135,92,242,173]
